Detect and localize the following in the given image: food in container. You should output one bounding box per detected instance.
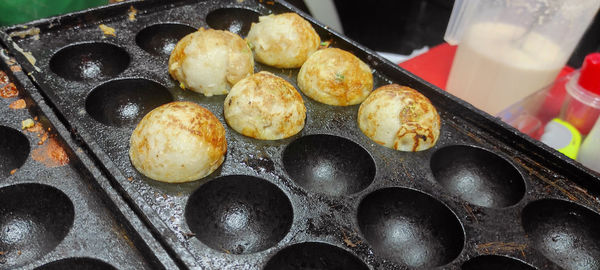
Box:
[246,12,320,68]
[224,71,306,140]
[168,28,254,96]
[129,101,227,183]
[358,84,440,151]
[297,48,372,106]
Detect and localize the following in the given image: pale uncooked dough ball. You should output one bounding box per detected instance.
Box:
[224,71,306,140]
[129,101,227,183]
[246,13,320,68]
[358,84,440,152]
[297,48,373,106]
[169,28,254,96]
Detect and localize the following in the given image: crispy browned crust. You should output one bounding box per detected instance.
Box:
[298,48,373,106]
[358,84,440,151]
[224,71,306,140]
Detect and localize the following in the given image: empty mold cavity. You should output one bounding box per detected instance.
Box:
[263,242,369,270]
[0,184,74,268]
[206,8,260,37]
[185,175,293,254]
[430,145,525,208]
[0,126,30,178]
[136,23,197,56]
[85,78,173,127]
[522,199,600,270]
[357,187,464,268]
[49,42,129,81]
[282,134,375,196]
[35,257,116,270]
[462,255,536,270]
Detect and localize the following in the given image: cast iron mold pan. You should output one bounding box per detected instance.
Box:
[0,49,178,269]
[135,23,196,57]
[2,0,600,269]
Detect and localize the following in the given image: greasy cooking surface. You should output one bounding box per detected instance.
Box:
[357,187,464,268]
[0,126,29,178]
[1,0,600,269]
[282,134,375,196]
[263,242,370,270]
[135,23,196,57]
[0,51,176,269]
[461,255,536,270]
[185,175,293,255]
[205,8,259,37]
[0,184,74,268]
[34,257,118,270]
[49,42,130,82]
[430,145,526,208]
[85,78,173,127]
[522,199,600,269]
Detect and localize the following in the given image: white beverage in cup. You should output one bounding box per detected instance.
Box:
[446,22,566,116]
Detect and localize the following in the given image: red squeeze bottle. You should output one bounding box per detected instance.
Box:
[562,53,600,135]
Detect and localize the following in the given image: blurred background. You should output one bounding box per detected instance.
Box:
[286,0,600,68]
[1,0,597,67]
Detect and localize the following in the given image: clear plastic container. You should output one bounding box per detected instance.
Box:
[444,0,600,116]
[498,72,572,139]
[560,53,600,135]
[561,71,600,135]
[578,117,600,173]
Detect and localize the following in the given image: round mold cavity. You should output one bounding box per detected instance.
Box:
[185,175,293,254]
[430,145,525,208]
[85,78,173,127]
[462,255,536,270]
[0,184,74,268]
[0,126,30,178]
[522,199,600,270]
[282,134,375,196]
[35,257,116,270]
[49,42,129,81]
[206,8,260,37]
[136,23,197,56]
[357,187,464,268]
[263,242,369,270]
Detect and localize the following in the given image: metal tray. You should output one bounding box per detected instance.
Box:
[0,49,178,269]
[2,0,600,269]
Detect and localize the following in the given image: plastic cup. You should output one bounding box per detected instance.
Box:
[444,0,600,116]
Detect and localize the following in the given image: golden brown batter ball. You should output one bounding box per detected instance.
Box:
[297,48,373,106]
[246,13,320,68]
[358,84,440,152]
[169,28,254,97]
[129,101,227,183]
[224,71,306,140]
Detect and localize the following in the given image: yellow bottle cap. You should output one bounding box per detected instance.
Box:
[540,118,582,159]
